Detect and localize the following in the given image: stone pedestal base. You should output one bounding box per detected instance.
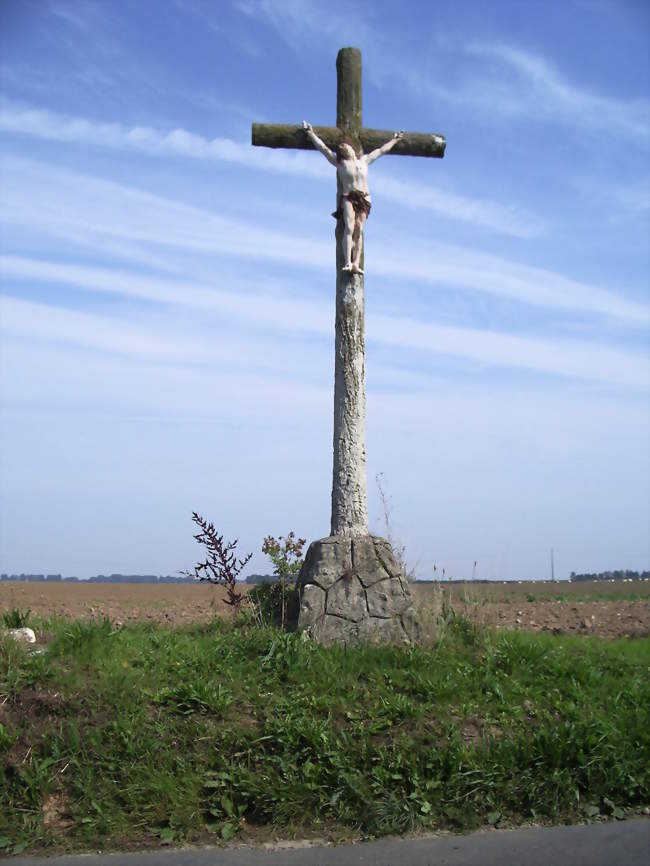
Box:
[296,535,420,646]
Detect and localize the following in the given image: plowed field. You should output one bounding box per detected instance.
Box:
[1,580,648,638]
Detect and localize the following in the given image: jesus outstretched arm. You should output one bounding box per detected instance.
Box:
[364,130,404,164]
[302,121,337,166]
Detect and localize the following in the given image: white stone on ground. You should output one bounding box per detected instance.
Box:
[5,627,36,644]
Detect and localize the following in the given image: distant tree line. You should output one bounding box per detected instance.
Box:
[569,570,649,582]
[244,574,276,584]
[0,573,197,584]
[3,571,646,585]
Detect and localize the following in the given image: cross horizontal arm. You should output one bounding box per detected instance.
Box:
[252,123,446,158]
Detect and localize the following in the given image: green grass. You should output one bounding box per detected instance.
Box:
[2,608,31,629]
[0,615,648,855]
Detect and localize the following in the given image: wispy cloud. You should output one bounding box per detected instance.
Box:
[460,43,650,139]
[46,0,125,60]
[1,2,163,103]
[572,174,650,216]
[248,0,650,140]
[0,255,332,336]
[373,176,544,238]
[372,236,649,326]
[174,0,262,57]
[235,0,383,63]
[0,104,326,177]
[370,312,648,390]
[0,63,120,100]
[0,335,329,426]
[0,104,541,237]
[3,259,648,389]
[0,155,329,268]
[49,3,93,31]
[2,156,647,326]
[0,294,328,386]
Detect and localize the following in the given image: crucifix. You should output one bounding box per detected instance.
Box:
[252,47,445,644]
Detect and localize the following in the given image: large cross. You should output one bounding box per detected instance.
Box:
[252,47,445,539]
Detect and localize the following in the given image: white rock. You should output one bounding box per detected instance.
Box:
[7,627,36,644]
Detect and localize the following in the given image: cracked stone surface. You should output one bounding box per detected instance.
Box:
[326,572,367,622]
[299,535,352,590]
[300,583,326,620]
[365,578,410,618]
[297,534,420,646]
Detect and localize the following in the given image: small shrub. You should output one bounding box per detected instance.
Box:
[248,582,299,629]
[261,532,305,629]
[262,532,306,581]
[183,513,252,612]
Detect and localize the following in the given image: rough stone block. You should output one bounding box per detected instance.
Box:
[357,615,408,645]
[365,577,409,618]
[297,534,420,645]
[300,536,352,589]
[309,615,360,647]
[354,535,404,587]
[299,583,326,626]
[400,607,422,644]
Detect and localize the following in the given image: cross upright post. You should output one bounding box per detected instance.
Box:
[252,47,445,644]
[330,47,369,538]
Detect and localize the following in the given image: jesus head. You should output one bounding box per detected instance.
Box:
[336,141,359,162]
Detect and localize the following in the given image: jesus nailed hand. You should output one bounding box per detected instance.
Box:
[303,121,404,275]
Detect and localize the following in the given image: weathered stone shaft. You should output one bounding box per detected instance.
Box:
[331,267,367,535]
[331,48,368,536]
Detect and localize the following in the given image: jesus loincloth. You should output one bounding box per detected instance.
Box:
[332,189,372,220]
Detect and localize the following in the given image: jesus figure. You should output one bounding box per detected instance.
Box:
[302,121,404,275]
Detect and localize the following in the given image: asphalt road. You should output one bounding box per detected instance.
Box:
[7,819,649,866]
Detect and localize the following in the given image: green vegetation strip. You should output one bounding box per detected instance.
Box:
[1,617,648,855]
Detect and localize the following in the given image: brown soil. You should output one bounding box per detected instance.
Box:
[476,599,649,638]
[1,580,648,639]
[0,581,239,625]
[411,581,650,639]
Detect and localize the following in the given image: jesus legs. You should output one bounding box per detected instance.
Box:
[352,211,366,274]
[341,199,356,272]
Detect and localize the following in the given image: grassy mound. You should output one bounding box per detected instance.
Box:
[1,615,648,855]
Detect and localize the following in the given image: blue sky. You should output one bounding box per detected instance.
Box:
[1,0,648,581]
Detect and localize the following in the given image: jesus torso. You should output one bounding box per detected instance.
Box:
[337,157,370,199]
